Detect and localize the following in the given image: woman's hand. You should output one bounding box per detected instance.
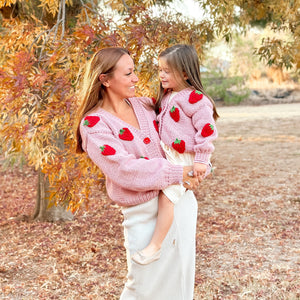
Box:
[183,166,199,190]
[193,162,207,182]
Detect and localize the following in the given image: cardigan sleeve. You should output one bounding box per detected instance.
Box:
[184,96,218,163]
[80,118,183,192]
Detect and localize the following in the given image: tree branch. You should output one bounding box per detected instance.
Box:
[122,0,129,11]
[61,0,66,40]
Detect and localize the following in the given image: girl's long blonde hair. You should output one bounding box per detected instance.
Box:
[155,44,219,121]
[75,47,130,153]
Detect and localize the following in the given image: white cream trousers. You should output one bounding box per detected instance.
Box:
[120,190,198,300]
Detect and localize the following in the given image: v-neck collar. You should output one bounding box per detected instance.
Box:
[97,98,143,132]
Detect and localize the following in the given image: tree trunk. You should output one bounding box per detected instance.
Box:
[1,0,83,222]
[33,168,74,222]
[33,132,73,222]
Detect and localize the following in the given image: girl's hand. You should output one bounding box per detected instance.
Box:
[193,163,207,182]
[183,166,199,190]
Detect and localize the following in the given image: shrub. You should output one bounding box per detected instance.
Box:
[202,72,250,105]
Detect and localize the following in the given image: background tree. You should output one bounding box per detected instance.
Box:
[199,0,298,69]
[0,0,298,221]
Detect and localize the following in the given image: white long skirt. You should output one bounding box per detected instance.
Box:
[120,190,198,300]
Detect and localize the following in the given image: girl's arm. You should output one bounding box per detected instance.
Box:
[184,95,218,179]
[187,97,218,163]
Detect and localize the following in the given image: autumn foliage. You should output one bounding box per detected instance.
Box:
[0,0,299,213]
[0,0,207,213]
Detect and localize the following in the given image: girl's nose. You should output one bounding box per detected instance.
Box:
[133,74,139,82]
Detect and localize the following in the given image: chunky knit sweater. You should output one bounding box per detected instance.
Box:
[80,97,184,207]
[157,88,218,164]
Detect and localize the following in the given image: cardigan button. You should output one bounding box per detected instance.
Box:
[143,137,151,144]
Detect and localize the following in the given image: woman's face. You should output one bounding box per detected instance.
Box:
[158,57,185,92]
[107,54,138,100]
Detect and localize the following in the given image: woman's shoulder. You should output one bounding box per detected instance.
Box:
[81,114,101,127]
[80,107,108,133]
[129,96,155,112]
[129,96,154,106]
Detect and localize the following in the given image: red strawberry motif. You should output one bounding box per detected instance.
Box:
[119,128,134,141]
[152,97,156,104]
[153,120,159,132]
[100,145,116,156]
[170,106,180,122]
[172,138,185,154]
[201,123,214,137]
[159,107,162,113]
[140,156,149,160]
[189,90,203,104]
[83,116,100,127]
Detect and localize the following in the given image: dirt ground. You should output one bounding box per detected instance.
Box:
[0,103,299,299]
[194,103,300,299]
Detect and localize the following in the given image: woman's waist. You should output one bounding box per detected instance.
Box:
[106,183,159,207]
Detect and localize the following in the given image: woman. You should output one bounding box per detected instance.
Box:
[75,47,199,299]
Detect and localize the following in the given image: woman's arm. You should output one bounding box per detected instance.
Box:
[81,120,184,192]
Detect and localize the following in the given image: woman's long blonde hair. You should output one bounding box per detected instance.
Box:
[155,44,219,121]
[75,47,130,153]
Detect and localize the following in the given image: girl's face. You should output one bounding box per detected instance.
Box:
[158,57,186,92]
[106,54,138,100]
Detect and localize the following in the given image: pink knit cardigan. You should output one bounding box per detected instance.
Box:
[80,97,183,206]
[157,88,218,164]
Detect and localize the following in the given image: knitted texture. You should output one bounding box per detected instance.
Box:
[80,97,183,206]
[157,88,218,164]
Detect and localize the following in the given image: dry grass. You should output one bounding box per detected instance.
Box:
[0,104,299,299]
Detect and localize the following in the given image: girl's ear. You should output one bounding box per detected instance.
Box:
[99,74,109,87]
[183,72,188,80]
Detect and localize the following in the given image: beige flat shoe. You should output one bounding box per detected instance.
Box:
[131,249,161,265]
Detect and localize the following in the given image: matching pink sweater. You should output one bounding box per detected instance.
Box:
[157,88,218,164]
[80,97,183,206]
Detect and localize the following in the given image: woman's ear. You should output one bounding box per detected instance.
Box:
[99,74,109,87]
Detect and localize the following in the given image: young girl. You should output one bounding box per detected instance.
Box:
[132,44,219,265]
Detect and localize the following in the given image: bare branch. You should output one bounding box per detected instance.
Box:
[79,0,91,25]
[61,0,66,40]
[121,0,129,11]
[53,0,62,42]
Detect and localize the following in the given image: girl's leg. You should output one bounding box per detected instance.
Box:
[131,191,174,265]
